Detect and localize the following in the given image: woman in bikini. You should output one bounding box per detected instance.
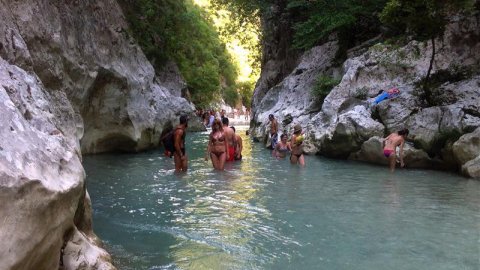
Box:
[205,119,229,170]
[273,134,291,159]
[383,128,409,172]
[290,124,305,166]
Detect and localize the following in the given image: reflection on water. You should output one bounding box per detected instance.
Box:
[84,127,480,270]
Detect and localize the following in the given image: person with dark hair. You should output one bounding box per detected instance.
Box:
[383,128,409,172]
[205,119,228,170]
[290,124,305,166]
[173,115,189,172]
[207,111,215,128]
[230,126,243,161]
[268,114,279,149]
[273,134,291,159]
[222,117,236,162]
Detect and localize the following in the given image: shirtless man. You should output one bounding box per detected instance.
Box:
[222,117,236,162]
[268,114,278,149]
[173,115,189,172]
[231,126,243,160]
[383,129,409,172]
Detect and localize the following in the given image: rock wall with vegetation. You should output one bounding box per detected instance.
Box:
[251,2,480,178]
[0,0,196,269]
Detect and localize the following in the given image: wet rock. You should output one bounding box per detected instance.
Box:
[0,0,197,268]
[453,127,480,165]
[62,228,115,270]
[461,155,480,178]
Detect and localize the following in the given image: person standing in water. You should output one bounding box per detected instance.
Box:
[273,134,291,159]
[205,119,229,170]
[231,126,243,160]
[383,128,409,172]
[290,124,305,166]
[268,114,279,149]
[222,117,236,162]
[173,115,189,172]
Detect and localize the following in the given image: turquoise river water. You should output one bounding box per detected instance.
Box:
[84,127,480,270]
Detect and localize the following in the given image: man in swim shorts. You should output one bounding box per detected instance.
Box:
[230,126,243,160]
[268,114,278,149]
[383,128,409,172]
[222,117,236,162]
[173,115,189,172]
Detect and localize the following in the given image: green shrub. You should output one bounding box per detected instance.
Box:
[312,75,341,103]
[118,0,238,108]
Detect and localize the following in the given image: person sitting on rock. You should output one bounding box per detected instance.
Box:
[383,128,409,172]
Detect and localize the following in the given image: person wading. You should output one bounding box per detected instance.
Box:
[268,114,278,149]
[173,115,189,172]
[231,126,243,161]
[290,124,305,166]
[222,117,236,162]
[383,128,409,172]
[206,119,228,170]
[273,134,291,159]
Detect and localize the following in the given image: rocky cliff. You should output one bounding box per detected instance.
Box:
[0,0,195,269]
[252,10,480,179]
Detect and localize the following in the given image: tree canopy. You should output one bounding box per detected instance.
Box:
[119,0,240,108]
[119,0,476,108]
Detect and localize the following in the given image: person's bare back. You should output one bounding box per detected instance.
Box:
[383,129,409,172]
[384,134,403,150]
[222,117,236,161]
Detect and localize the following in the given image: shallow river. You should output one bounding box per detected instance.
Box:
[84,127,480,270]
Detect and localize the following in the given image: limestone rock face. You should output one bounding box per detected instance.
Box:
[252,11,480,176]
[63,228,115,270]
[0,0,197,269]
[320,105,384,158]
[0,58,112,270]
[251,41,340,142]
[462,156,480,178]
[252,2,300,114]
[453,127,480,165]
[0,0,194,154]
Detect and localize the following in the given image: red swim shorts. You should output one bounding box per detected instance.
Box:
[227,146,235,162]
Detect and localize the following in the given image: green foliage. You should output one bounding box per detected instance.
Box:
[119,0,239,108]
[380,0,475,105]
[287,0,387,50]
[312,75,341,103]
[223,86,240,107]
[209,0,263,75]
[237,80,256,109]
[353,87,369,100]
[380,0,475,41]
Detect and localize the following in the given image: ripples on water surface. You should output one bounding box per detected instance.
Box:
[84,128,480,270]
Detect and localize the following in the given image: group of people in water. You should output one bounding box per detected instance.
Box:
[268,114,306,166]
[198,108,250,128]
[205,117,243,170]
[166,109,409,173]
